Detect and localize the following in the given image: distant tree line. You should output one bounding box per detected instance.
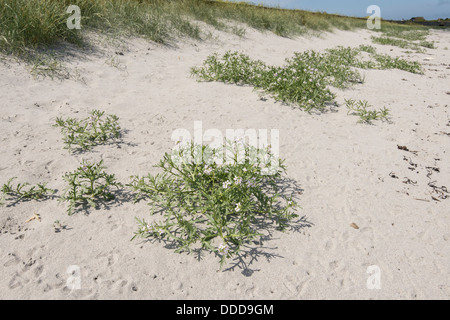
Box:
[398,17,450,27]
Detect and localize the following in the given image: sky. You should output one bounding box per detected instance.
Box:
[227,0,450,20]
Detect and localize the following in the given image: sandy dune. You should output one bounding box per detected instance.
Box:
[0,26,449,299]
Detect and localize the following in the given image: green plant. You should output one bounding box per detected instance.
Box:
[130,141,300,269]
[371,26,435,52]
[192,46,423,112]
[372,36,411,48]
[28,54,70,80]
[371,53,423,74]
[382,28,429,41]
[191,50,337,111]
[230,25,246,37]
[371,36,434,52]
[418,40,435,49]
[345,99,390,124]
[0,0,83,53]
[54,109,121,152]
[60,159,123,215]
[294,46,365,88]
[0,177,55,205]
[358,44,377,54]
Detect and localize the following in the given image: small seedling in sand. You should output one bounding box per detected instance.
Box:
[345,99,390,124]
[0,177,55,205]
[130,141,300,269]
[54,109,121,152]
[60,159,122,215]
[53,220,67,232]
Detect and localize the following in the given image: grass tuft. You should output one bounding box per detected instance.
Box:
[0,0,432,75]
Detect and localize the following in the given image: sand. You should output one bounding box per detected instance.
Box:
[0,26,449,299]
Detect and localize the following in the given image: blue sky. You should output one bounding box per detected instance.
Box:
[227,0,450,20]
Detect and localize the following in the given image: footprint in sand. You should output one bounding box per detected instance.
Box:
[5,250,45,291]
[3,252,20,268]
[282,274,311,298]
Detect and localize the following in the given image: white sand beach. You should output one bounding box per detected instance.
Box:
[0,26,449,299]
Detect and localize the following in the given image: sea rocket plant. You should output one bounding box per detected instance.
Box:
[130,141,300,268]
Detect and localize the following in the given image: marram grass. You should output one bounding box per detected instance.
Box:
[0,0,431,76]
[0,0,397,57]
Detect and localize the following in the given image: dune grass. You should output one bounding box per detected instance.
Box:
[0,0,371,57]
[371,24,435,51]
[1,0,434,56]
[0,0,431,78]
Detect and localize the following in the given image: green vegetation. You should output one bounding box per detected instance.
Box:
[345,99,390,124]
[0,0,83,54]
[371,53,422,73]
[60,159,123,215]
[381,27,430,41]
[0,177,55,205]
[0,0,433,77]
[130,141,299,268]
[371,36,435,51]
[54,109,121,152]
[0,0,369,58]
[371,25,435,51]
[192,45,422,112]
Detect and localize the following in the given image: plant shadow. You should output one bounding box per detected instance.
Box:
[222,215,314,276]
[3,193,59,208]
[68,187,136,215]
[68,129,138,155]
